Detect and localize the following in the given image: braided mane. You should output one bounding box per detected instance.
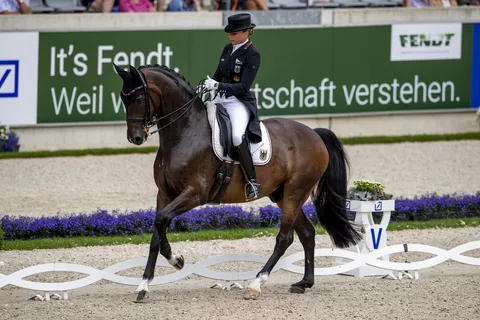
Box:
[138,64,196,93]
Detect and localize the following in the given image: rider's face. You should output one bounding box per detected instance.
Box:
[228,30,249,45]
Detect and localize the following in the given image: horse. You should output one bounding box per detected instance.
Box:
[112,63,362,302]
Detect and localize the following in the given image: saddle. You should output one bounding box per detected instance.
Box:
[205,101,272,165]
[203,101,272,204]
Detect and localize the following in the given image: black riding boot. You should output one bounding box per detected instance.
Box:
[236,137,260,201]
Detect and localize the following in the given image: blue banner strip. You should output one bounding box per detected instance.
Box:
[471,24,480,108]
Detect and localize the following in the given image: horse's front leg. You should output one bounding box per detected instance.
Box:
[135,190,170,302]
[135,186,202,302]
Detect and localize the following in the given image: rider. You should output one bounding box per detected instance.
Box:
[204,13,262,201]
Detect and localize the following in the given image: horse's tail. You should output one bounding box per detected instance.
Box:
[312,128,362,248]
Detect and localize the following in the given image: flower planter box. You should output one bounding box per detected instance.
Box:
[346,199,395,213]
[335,199,396,278]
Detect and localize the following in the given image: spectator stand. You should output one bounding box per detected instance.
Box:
[45,0,87,12]
[221,8,323,25]
[29,0,87,13]
[226,0,405,10]
[26,0,478,14]
[30,0,55,12]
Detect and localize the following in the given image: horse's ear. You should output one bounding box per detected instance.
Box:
[112,63,128,80]
[129,65,142,83]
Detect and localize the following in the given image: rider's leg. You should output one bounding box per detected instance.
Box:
[223,97,260,201]
[236,135,260,201]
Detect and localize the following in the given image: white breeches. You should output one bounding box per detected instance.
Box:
[213,94,250,147]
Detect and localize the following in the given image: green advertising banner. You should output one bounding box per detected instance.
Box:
[37,24,472,123]
[37,30,222,123]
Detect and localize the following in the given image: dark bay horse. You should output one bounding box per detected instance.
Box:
[112,63,361,301]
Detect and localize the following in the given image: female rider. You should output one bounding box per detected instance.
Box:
[204,13,262,201]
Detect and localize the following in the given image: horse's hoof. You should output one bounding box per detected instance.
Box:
[134,290,150,303]
[289,286,306,294]
[173,255,185,270]
[291,280,313,289]
[243,288,261,300]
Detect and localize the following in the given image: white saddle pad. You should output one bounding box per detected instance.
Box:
[205,101,272,165]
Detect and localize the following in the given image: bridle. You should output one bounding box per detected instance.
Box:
[121,71,207,136]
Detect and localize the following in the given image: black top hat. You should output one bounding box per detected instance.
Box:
[224,13,256,33]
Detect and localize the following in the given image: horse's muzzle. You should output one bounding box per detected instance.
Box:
[127,127,146,146]
[133,136,144,145]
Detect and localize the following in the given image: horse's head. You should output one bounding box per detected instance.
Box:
[113,63,160,146]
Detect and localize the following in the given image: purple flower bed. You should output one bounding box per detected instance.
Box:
[1,193,479,240]
[1,209,155,240]
[260,193,480,224]
[0,125,20,153]
[170,205,255,232]
[392,193,480,222]
[1,206,257,240]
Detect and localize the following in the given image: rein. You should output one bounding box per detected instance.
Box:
[122,71,206,136]
[146,95,199,135]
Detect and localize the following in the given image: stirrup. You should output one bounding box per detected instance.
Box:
[245,181,260,201]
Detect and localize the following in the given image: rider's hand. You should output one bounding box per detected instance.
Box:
[205,76,219,91]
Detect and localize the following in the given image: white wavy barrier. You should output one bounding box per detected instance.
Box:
[1,241,479,292]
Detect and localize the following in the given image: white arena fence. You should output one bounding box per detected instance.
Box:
[1,200,479,300]
[1,242,479,300]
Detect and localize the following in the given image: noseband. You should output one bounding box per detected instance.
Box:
[121,70,201,136]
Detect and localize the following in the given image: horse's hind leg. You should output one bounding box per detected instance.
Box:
[244,199,301,300]
[290,208,316,294]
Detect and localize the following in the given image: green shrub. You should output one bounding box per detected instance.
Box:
[347,180,394,201]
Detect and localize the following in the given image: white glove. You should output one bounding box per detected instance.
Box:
[205,75,218,91]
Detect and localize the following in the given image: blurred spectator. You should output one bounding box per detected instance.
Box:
[457,0,479,4]
[214,0,246,10]
[119,0,156,11]
[246,0,268,10]
[86,0,116,12]
[0,0,32,14]
[404,0,458,5]
[430,0,457,6]
[166,0,200,11]
[153,0,167,11]
[404,0,429,6]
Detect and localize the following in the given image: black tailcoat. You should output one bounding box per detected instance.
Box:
[212,41,262,143]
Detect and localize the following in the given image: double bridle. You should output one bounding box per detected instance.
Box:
[121,71,204,136]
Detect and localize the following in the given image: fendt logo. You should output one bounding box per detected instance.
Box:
[399,33,455,48]
[0,60,19,98]
[391,23,462,61]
